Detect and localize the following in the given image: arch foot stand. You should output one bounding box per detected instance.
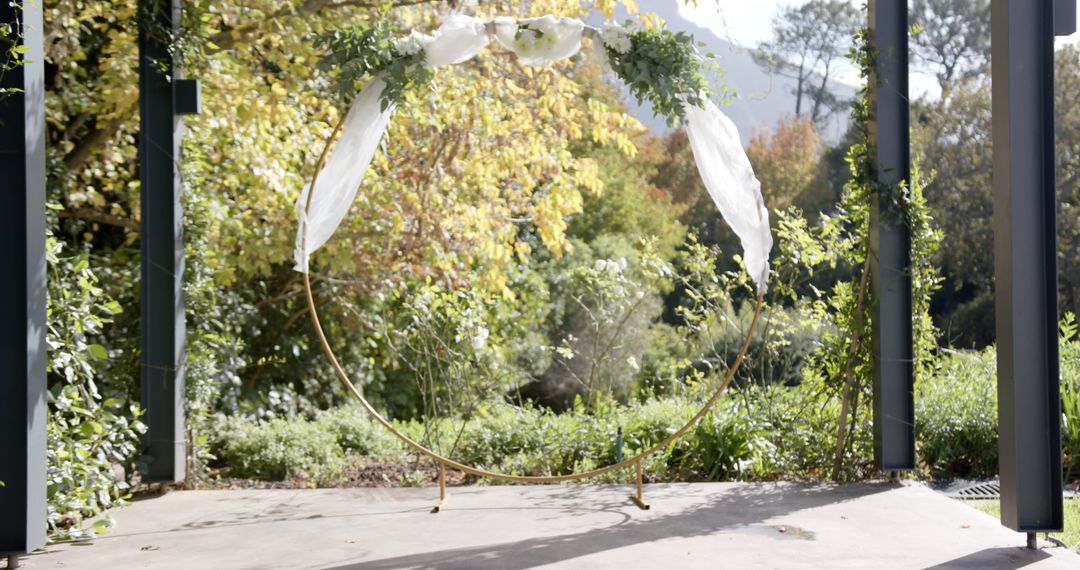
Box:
[630,459,650,510]
[432,462,449,513]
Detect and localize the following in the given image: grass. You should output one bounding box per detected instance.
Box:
[961,498,1080,552]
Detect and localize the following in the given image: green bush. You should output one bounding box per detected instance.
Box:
[46,236,144,539]
[208,318,1080,486]
[216,416,345,482]
[315,406,407,460]
[754,379,868,480]
[1061,315,1080,482]
[915,349,999,478]
[211,394,790,483]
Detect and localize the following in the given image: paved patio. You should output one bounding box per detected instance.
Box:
[16,482,1080,569]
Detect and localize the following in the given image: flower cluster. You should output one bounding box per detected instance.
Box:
[594,257,628,275]
[393,30,433,57]
[455,306,491,351]
[600,23,632,54]
[514,23,557,55]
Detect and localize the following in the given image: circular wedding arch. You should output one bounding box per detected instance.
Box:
[296,15,772,504]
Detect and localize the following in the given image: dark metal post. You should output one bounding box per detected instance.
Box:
[868,0,916,471]
[139,0,186,483]
[991,0,1068,534]
[0,0,47,559]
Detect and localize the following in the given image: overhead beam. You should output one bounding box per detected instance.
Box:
[139,0,187,483]
[0,0,48,559]
[991,0,1066,533]
[868,0,916,471]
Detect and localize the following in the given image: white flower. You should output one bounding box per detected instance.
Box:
[514,18,558,56]
[471,326,489,350]
[601,23,632,54]
[595,258,623,276]
[393,30,433,57]
[606,259,621,276]
[627,356,640,371]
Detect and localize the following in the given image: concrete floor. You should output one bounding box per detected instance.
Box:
[15,482,1080,569]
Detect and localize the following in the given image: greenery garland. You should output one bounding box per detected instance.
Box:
[599,23,711,127]
[316,22,434,111]
[315,19,714,125]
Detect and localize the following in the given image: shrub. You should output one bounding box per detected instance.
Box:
[46,237,144,539]
[915,348,999,478]
[210,394,789,483]
[216,416,344,482]
[211,332,1080,486]
[315,406,407,460]
[1061,314,1080,482]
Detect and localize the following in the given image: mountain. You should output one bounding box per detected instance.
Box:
[598,1,854,145]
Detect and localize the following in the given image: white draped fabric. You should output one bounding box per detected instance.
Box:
[492,16,584,66]
[294,15,490,272]
[294,15,774,292]
[294,77,394,272]
[424,14,490,66]
[685,100,773,292]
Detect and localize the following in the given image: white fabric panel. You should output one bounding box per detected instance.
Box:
[492,15,584,66]
[294,78,395,272]
[294,17,491,272]
[425,14,490,66]
[685,100,773,293]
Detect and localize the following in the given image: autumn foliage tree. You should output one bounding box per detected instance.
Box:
[745,114,827,214]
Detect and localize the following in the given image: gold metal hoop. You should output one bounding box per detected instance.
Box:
[301,112,764,490]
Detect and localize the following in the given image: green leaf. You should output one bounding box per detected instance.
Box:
[88,344,108,359]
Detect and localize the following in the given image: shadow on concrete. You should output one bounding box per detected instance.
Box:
[95,506,434,540]
[319,482,896,570]
[922,546,1051,569]
[93,486,635,540]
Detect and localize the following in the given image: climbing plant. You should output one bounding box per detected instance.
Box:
[771,27,942,480]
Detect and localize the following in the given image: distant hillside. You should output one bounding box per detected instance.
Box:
[597,1,854,145]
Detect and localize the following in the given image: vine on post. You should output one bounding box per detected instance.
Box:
[772,25,942,481]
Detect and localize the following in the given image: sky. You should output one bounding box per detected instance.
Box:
[674,0,1080,99]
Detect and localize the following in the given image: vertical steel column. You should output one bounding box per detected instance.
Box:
[868,0,916,471]
[991,0,1066,533]
[0,0,47,558]
[139,0,186,483]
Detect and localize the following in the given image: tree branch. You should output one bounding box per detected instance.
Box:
[58,207,139,232]
[65,114,129,172]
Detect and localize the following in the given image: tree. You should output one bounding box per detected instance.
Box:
[912,45,1080,346]
[746,114,826,214]
[755,0,860,123]
[1055,46,1080,323]
[41,0,651,418]
[909,0,991,96]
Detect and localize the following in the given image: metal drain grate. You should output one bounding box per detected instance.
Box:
[935,478,1077,499]
[955,481,1001,499]
[932,478,1001,499]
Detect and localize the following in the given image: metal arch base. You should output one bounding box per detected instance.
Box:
[301,115,765,513]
